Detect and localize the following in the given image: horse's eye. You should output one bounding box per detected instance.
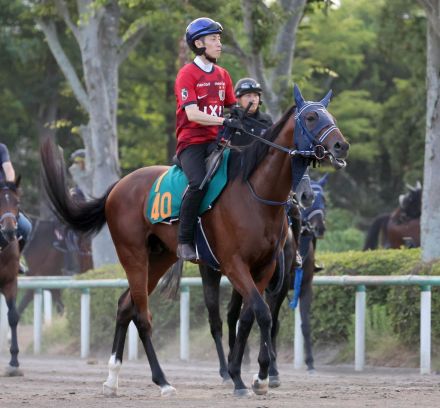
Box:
[306,116,315,122]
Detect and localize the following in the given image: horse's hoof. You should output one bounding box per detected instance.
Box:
[307,368,316,375]
[102,382,117,397]
[251,374,269,395]
[160,384,176,397]
[269,375,280,388]
[4,366,24,377]
[233,388,252,397]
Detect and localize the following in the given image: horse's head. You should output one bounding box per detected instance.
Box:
[399,181,422,219]
[301,174,327,239]
[0,177,20,243]
[295,170,315,209]
[293,85,349,169]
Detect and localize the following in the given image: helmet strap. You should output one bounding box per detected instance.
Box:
[204,51,217,64]
[194,46,205,56]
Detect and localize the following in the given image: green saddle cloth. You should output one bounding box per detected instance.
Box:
[147,149,230,224]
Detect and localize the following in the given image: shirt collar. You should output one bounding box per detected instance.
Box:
[194,56,213,73]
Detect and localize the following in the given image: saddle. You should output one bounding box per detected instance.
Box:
[147,149,230,224]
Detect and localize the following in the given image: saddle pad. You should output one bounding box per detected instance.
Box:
[147,149,230,224]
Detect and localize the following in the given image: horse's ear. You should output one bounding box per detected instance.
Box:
[318,173,329,187]
[416,181,422,190]
[15,175,21,188]
[320,89,333,107]
[294,84,305,109]
[406,183,415,192]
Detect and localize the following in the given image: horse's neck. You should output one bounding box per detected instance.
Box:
[249,116,294,203]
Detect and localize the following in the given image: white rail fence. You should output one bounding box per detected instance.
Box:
[0,275,438,374]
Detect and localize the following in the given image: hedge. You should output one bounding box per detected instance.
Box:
[63,248,440,356]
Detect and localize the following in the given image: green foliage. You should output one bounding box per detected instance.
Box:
[312,249,440,350]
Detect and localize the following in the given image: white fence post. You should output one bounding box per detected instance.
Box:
[294,303,304,369]
[43,290,52,326]
[128,321,138,360]
[0,294,8,353]
[180,285,190,361]
[33,289,43,354]
[80,288,90,359]
[420,285,431,375]
[355,285,366,371]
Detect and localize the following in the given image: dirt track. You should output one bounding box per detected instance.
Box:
[1,355,440,407]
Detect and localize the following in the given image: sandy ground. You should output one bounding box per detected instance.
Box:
[0,354,440,408]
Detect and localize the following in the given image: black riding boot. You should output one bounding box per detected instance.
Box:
[177,188,205,261]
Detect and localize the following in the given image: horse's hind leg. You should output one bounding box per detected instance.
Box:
[199,264,230,381]
[51,289,64,314]
[105,237,176,397]
[103,289,132,396]
[300,281,315,371]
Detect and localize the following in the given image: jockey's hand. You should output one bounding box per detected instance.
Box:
[223,118,242,130]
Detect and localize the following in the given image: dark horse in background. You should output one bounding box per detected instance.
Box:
[0,179,24,376]
[40,85,348,397]
[18,217,93,316]
[364,182,421,250]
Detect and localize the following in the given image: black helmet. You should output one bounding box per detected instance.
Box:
[234,78,262,98]
[185,18,223,55]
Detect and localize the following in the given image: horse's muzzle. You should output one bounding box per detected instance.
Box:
[1,227,18,243]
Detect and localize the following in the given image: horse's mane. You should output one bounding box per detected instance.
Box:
[228,104,296,181]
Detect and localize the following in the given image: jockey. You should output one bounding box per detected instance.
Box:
[174,17,239,261]
[227,77,273,145]
[0,143,32,274]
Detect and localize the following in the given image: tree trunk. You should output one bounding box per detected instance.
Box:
[421,21,440,262]
[237,0,307,120]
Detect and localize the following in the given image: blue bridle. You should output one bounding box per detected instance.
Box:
[245,85,339,204]
[291,85,339,191]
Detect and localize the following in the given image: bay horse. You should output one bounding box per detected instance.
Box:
[178,172,315,384]
[227,175,328,386]
[40,85,348,397]
[18,218,93,316]
[363,182,421,250]
[0,178,23,376]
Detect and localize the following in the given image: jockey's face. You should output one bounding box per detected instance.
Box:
[195,34,222,60]
[238,92,260,114]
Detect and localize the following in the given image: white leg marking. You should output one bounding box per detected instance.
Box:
[103,354,121,396]
[160,384,177,397]
[252,373,269,395]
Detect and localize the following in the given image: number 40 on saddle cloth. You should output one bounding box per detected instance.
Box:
[147,149,231,224]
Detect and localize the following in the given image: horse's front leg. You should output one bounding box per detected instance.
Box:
[199,264,230,382]
[3,283,23,376]
[225,262,275,397]
[265,272,290,388]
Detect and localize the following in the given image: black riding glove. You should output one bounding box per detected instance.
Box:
[223,118,242,130]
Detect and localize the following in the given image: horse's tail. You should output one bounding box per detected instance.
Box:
[40,138,115,236]
[363,213,390,250]
[159,258,184,299]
